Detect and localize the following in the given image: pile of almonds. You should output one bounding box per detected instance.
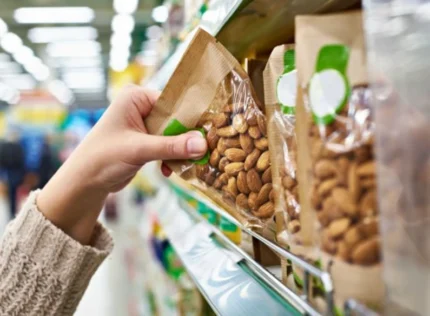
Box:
[309,87,380,265]
[195,103,275,219]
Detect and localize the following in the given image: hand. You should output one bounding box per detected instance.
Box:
[37,85,207,244]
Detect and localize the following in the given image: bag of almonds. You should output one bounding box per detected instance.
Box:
[145,28,275,230]
[295,11,384,312]
[264,44,300,245]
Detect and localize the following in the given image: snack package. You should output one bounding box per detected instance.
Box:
[145,29,275,233]
[295,11,383,311]
[264,44,300,246]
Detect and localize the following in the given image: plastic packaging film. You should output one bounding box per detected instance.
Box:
[364,1,430,314]
[295,11,383,311]
[145,28,275,232]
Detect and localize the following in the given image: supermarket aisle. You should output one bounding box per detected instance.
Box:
[75,189,141,316]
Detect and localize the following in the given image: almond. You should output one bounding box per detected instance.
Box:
[344,226,362,248]
[236,193,249,210]
[206,127,219,150]
[222,186,235,202]
[223,104,233,113]
[317,178,337,197]
[322,197,344,221]
[245,108,258,125]
[240,133,254,154]
[282,175,296,190]
[218,157,229,172]
[348,162,360,203]
[336,157,349,185]
[355,146,371,163]
[196,164,209,181]
[361,177,376,189]
[256,151,270,172]
[322,229,337,254]
[257,115,267,136]
[357,161,376,177]
[213,113,229,128]
[287,219,301,234]
[253,201,274,218]
[254,137,268,150]
[224,137,241,148]
[213,173,228,189]
[255,183,272,207]
[357,218,379,238]
[232,114,248,134]
[332,188,357,215]
[227,177,238,197]
[248,192,258,210]
[359,191,377,218]
[224,148,246,162]
[218,172,229,185]
[224,162,244,176]
[314,159,337,179]
[328,217,350,238]
[262,167,272,184]
[351,237,380,265]
[269,189,275,202]
[237,171,250,194]
[244,148,261,171]
[209,149,221,167]
[247,168,262,193]
[217,138,227,154]
[217,126,238,138]
[248,125,262,139]
[337,241,351,261]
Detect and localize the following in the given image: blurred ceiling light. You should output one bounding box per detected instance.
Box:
[0,82,20,104]
[0,19,7,38]
[152,6,168,23]
[12,46,34,64]
[65,79,105,90]
[28,26,98,43]
[32,65,50,81]
[47,41,101,57]
[109,58,128,72]
[14,7,95,24]
[54,57,102,68]
[111,14,135,33]
[47,80,74,104]
[0,33,23,54]
[63,72,105,85]
[114,0,139,14]
[146,25,163,40]
[110,33,132,48]
[0,74,36,90]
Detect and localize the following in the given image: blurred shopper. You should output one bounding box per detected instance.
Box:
[0,86,208,315]
[0,137,25,218]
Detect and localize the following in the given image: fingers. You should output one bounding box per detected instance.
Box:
[123,85,161,118]
[139,131,208,162]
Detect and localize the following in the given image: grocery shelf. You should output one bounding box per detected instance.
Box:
[145,0,361,90]
[154,185,317,316]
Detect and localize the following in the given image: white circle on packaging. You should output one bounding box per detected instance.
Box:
[277,69,297,107]
[309,69,347,118]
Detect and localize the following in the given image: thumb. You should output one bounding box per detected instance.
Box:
[139,131,208,162]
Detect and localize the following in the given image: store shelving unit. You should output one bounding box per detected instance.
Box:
[146,0,360,91]
[146,1,381,315]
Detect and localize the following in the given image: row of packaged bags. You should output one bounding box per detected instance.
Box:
[145,9,429,315]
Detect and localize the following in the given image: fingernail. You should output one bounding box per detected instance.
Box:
[187,132,207,157]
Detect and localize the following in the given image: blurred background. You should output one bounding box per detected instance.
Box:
[0,1,213,315]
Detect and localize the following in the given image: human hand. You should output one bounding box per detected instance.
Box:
[38,85,207,244]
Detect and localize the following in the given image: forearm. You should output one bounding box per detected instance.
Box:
[37,144,108,245]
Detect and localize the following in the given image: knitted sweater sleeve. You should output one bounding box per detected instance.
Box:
[0,191,114,316]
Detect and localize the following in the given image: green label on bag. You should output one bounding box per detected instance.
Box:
[163,118,210,164]
[276,49,297,114]
[309,45,350,125]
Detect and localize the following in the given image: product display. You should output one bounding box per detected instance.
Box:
[145,29,275,231]
[264,44,300,245]
[295,10,383,311]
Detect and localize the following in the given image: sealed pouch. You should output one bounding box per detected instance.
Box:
[295,11,383,312]
[264,44,301,246]
[145,29,275,231]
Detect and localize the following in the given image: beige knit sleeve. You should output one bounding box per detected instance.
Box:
[0,190,114,316]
